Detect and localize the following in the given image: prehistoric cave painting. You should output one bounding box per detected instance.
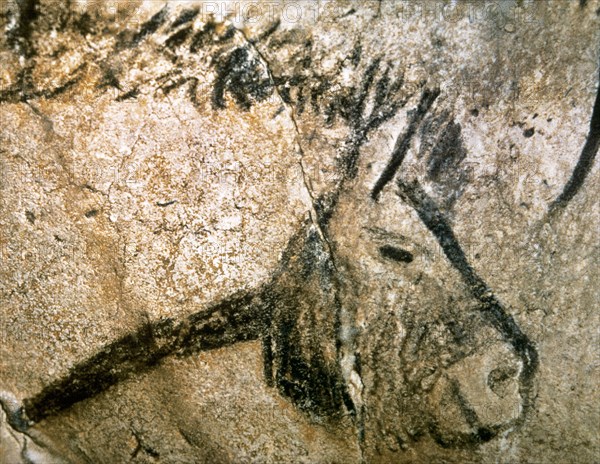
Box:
[1,1,599,457]
[3,83,538,451]
[0,3,270,109]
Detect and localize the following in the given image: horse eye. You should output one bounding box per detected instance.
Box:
[378,245,414,263]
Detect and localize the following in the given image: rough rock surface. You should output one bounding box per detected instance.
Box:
[0,1,598,463]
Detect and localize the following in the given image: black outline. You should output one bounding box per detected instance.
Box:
[130,5,170,48]
[549,72,600,211]
[396,179,538,445]
[371,87,440,199]
[4,7,597,453]
[171,7,200,29]
[17,290,268,426]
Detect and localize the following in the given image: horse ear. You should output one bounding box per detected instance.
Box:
[264,223,351,418]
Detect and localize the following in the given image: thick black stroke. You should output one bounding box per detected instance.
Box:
[16,290,269,427]
[371,87,440,199]
[396,179,538,445]
[549,73,600,211]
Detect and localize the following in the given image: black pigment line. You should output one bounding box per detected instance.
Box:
[19,290,267,425]
[187,77,200,107]
[28,74,83,101]
[396,179,538,407]
[449,379,480,429]
[442,382,498,446]
[396,180,479,288]
[549,76,600,211]
[8,0,38,57]
[130,5,170,47]
[164,25,193,49]
[115,87,140,101]
[171,7,200,29]
[337,62,410,182]
[190,21,218,52]
[378,245,414,263]
[371,87,440,199]
[373,67,392,110]
[252,19,281,44]
[0,73,82,104]
[355,58,382,123]
[159,75,195,95]
[179,290,267,356]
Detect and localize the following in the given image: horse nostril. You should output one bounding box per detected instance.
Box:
[487,364,519,398]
